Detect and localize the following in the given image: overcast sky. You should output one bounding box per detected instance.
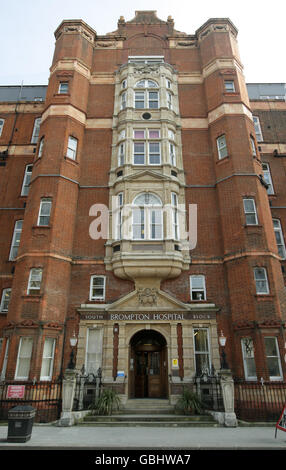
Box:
[0,0,285,86]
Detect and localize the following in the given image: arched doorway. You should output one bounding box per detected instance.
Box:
[129,329,168,398]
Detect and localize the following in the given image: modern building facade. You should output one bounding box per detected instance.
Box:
[0,11,285,404]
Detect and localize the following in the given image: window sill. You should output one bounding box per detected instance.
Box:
[223,92,240,97]
[255,294,274,300]
[22,294,42,300]
[64,156,78,165]
[243,224,263,229]
[216,155,230,164]
[32,225,51,229]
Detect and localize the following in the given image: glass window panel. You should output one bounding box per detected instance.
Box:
[86,328,103,375]
[149,130,160,139]
[16,337,33,379]
[147,80,158,88]
[134,130,145,139]
[194,329,209,352]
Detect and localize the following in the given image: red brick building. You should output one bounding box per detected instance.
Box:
[0,11,285,404]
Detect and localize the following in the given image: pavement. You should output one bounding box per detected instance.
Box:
[0,423,285,451]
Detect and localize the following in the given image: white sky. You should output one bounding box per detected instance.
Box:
[0,0,285,86]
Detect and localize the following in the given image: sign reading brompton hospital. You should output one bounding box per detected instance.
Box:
[80,312,216,321]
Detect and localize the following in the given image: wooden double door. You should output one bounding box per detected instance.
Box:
[130,330,168,399]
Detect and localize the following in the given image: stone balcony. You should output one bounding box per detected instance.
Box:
[104,239,190,286]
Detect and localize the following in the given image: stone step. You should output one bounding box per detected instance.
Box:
[84,414,213,423]
[80,413,218,427]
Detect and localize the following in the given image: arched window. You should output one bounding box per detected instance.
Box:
[134,80,159,109]
[132,193,163,240]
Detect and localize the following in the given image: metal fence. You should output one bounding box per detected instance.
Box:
[0,380,62,423]
[194,369,224,412]
[73,367,103,411]
[234,379,286,422]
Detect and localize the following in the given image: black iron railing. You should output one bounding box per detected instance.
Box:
[194,368,224,411]
[234,378,286,422]
[73,367,103,411]
[0,380,62,423]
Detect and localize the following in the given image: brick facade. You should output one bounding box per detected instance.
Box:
[0,12,285,399]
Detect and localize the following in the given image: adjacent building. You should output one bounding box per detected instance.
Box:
[0,11,285,404]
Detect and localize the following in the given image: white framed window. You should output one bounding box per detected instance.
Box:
[66,136,78,160]
[40,338,55,381]
[216,135,228,159]
[133,129,161,165]
[166,79,171,89]
[37,198,52,226]
[171,192,179,240]
[90,276,106,300]
[85,328,103,375]
[134,80,159,109]
[262,163,274,195]
[250,136,257,156]
[193,328,211,375]
[243,198,258,225]
[0,338,9,380]
[31,118,41,144]
[38,136,44,157]
[118,129,126,140]
[190,275,206,301]
[167,92,172,110]
[134,142,145,165]
[27,268,43,295]
[273,219,286,259]
[118,143,125,167]
[0,288,11,313]
[58,82,69,94]
[264,337,283,381]
[168,129,175,140]
[0,118,4,137]
[128,56,164,64]
[253,116,263,142]
[116,192,124,240]
[121,91,127,110]
[132,193,163,240]
[9,220,23,260]
[224,80,235,92]
[15,337,33,380]
[253,267,269,295]
[169,142,176,166]
[21,164,33,196]
[241,337,257,380]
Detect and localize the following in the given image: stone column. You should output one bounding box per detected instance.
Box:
[220,369,237,427]
[58,369,76,426]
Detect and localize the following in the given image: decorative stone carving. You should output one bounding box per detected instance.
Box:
[96,42,116,48]
[137,288,157,305]
[177,41,196,47]
[133,64,160,74]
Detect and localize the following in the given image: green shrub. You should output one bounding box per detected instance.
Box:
[175,388,204,415]
[89,388,121,416]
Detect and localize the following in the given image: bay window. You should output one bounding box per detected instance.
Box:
[132,193,163,240]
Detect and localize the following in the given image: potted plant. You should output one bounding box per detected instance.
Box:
[175,388,204,415]
[89,388,121,416]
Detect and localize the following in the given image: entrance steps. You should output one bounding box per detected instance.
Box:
[80,399,219,427]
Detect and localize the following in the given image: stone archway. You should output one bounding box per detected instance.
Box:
[129,329,168,399]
